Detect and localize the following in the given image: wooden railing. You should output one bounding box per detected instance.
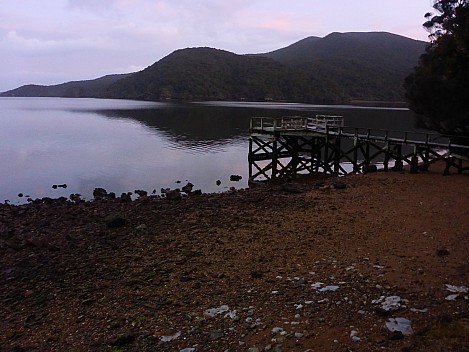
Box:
[250,116,469,152]
[307,115,344,132]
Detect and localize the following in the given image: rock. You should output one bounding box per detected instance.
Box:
[388,330,404,340]
[165,189,181,201]
[210,330,224,340]
[111,333,136,346]
[120,193,132,203]
[373,295,403,315]
[332,181,346,189]
[134,189,147,197]
[385,317,413,336]
[216,180,221,186]
[181,182,194,193]
[69,193,82,202]
[250,270,263,279]
[436,248,450,256]
[105,214,127,228]
[93,188,108,199]
[160,331,181,342]
[230,175,243,181]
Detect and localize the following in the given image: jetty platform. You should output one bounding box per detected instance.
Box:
[248,115,469,182]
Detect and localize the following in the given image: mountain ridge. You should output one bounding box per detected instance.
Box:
[0,32,428,104]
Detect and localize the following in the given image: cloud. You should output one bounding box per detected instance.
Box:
[1,30,111,54]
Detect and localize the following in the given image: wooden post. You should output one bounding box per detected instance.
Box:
[248,137,253,179]
[410,155,419,174]
[353,133,359,172]
[272,137,278,180]
[334,137,341,174]
[383,142,390,171]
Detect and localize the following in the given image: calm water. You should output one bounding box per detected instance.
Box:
[0,97,420,203]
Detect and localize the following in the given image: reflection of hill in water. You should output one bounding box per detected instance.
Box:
[97,104,299,148]
[103,105,250,140]
[98,102,421,149]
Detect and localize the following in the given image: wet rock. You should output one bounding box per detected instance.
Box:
[93,188,108,199]
[181,182,194,193]
[165,189,181,201]
[134,189,147,197]
[52,184,67,189]
[119,192,132,203]
[105,214,127,228]
[69,193,82,202]
[230,175,243,181]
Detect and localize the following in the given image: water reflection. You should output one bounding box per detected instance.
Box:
[0,98,424,204]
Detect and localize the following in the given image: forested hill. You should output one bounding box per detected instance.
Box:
[0,32,428,104]
[0,74,131,98]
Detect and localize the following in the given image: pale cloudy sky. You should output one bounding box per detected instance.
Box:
[0,0,435,92]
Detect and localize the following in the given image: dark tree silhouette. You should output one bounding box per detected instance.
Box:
[405,0,469,138]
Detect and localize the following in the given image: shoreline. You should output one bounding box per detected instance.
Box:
[1,164,468,351]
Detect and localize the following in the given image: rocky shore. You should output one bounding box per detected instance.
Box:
[1,164,468,351]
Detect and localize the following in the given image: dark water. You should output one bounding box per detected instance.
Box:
[0,98,421,203]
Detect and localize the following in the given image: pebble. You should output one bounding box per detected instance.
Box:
[210,330,224,340]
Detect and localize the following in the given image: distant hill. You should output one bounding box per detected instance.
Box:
[0,32,428,104]
[102,48,293,101]
[0,74,131,98]
[254,32,428,103]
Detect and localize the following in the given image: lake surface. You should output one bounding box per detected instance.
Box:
[0,97,421,203]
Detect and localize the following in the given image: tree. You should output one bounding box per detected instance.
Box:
[404,0,469,138]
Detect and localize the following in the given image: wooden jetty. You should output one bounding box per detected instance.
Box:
[248,115,469,182]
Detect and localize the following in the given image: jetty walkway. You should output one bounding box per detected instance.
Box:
[248,115,469,182]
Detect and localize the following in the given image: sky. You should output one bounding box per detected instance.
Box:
[0,0,436,92]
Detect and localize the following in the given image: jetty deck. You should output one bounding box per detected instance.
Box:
[248,115,469,181]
